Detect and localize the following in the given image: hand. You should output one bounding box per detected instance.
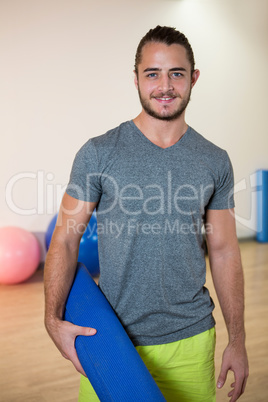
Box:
[217,342,249,401]
[45,318,97,376]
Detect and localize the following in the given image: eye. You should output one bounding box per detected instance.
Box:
[171,72,183,78]
[146,73,158,78]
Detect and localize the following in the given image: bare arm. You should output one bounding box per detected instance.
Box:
[44,192,98,376]
[205,208,249,402]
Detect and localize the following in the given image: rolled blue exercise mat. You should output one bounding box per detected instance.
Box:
[64,263,166,401]
[256,169,268,242]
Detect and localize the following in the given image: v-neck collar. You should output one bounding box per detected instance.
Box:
[130,120,191,151]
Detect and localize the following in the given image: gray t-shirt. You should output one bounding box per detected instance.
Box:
[66,121,235,346]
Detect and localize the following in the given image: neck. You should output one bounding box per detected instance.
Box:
[133,111,188,149]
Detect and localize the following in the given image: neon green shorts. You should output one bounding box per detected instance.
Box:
[78,327,216,402]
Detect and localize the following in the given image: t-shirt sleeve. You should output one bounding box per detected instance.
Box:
[66,140,102,202]
[207,151,235,210]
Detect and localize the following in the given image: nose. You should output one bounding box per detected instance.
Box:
[158,74,174,92]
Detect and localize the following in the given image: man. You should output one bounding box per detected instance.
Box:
[44,26,249,401]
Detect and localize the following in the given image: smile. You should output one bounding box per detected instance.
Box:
[154,97,175,104]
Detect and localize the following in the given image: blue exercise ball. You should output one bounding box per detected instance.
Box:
[45,211,99,277]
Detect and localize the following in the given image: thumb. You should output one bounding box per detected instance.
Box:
[81,326,97,336]
[74,324,97,336]
[217,363,228,389]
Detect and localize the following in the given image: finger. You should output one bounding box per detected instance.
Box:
[72,324,97,337]
[59,322,96,375]
[73,360,87,377]
[63,320,97,336]
[217,364,228,389]
[228,383,235,397]
[230,377,243,402]
[68,348,87,377]
[71,326,97,375]
[228,390,234,398]
[61,351,70,360]
[241,375,248,395]
[73,359,87,377]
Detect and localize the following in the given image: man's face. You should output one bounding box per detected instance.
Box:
[135,42,199,121]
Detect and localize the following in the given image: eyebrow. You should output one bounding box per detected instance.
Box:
[143,67,187,73]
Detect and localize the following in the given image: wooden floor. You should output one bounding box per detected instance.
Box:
[0,241,267,402]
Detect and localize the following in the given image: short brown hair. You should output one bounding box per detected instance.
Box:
[135,25,195,75]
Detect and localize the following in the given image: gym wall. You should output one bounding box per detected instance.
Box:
[1,0,267,253]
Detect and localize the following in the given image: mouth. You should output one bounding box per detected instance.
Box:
[153,96,176,104]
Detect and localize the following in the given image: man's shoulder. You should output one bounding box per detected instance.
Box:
[73,120,133,166]
[189,127,226,154]
[87,120,132,148]
[187,127,231,168]
[73,121,131,159]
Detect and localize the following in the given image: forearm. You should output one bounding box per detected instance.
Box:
[43,196,97,375]
[209,244,245,345]
[205,209,248,399]
[44,239,78,328]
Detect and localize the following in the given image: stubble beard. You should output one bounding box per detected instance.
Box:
[137,85,191,122]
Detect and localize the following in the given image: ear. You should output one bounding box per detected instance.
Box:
[134,70,139,90]
[191,69,200,88]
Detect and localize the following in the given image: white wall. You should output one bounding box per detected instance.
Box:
[1,0,268,240]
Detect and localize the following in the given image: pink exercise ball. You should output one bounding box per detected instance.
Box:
[0,227,41,285]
